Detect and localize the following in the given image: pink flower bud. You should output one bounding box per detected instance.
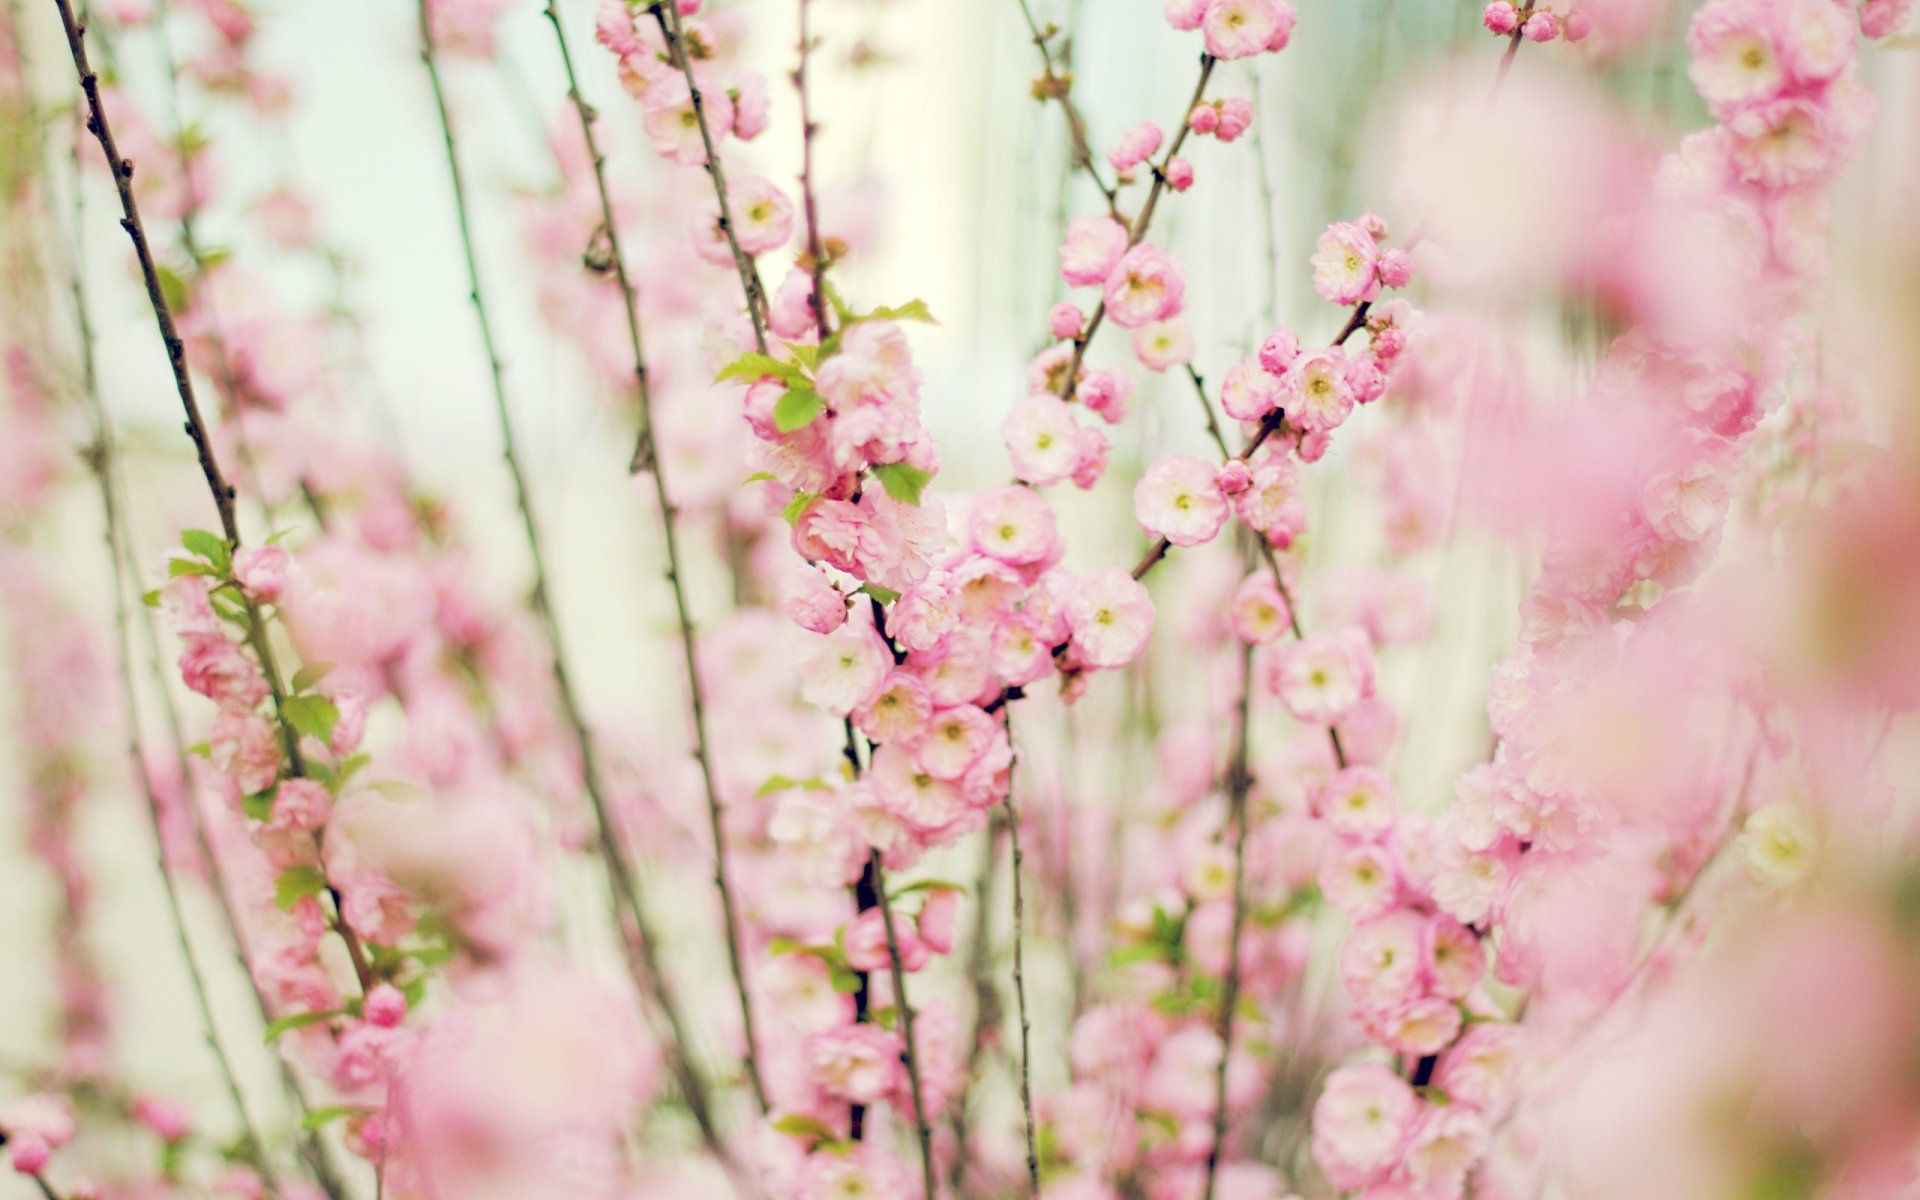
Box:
[1563,8,1591,40]
[1376,247,1413,289]
[1049,302,1085,341]
[1523,10,1559,40]
[1482,1,1519,34]
[10,1134,51,1175]
[1258,328,1301,375]
[1217,460,1253,495]
[1165,156,1194,192]
[233,545,291,604]
[365,983,408,1028]
[917,889,961,955]
[1358,212,1390,241]
[1188,103,1221,135]
[1216,96,1254,142]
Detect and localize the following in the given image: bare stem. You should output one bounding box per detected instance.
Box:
[796,0,832,342]
[872,853,938,1200]
[1013,0,1120,218]
[647,0,770,351]
[541,0,768,1118]
[1201,642,1257,1200]
[412,0,733,1163]
[1002,719,1040,1198]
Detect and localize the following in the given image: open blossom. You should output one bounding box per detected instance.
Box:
[1202,0,1297,58]
[1233,457,1308,544]
[1311,1064,1419,1189]
[1133,317,1194,370]
[1268,627,1374,724]
[1135,454,1229,547]
[1002,395,1082,487]
[798,617,891,716]
[641,72,732,166]
[1060,215,1130,287]
[1221,358,1284,421]
[1311,221,1380,306]
[1287,349,1356,433]
[723,174,794,256]
[1065,567,1155,669]
[1103,244,1186,329]
[970,485,1061,566]
[1229,571,1290,643]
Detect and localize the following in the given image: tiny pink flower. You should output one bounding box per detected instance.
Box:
[233,545,292,603]
[1106,121,1164,173]
[1258,328,1301,375]
[1221,358,1285,422]
[1060,216,1130,287]
[970,485,1061,567]
[1375,247,1413,289]
[1065,567,1155,669]
[1482,0,1518,34]
[1229,572,1290,644]
[1079,368,1134,425]
[1268,627,1373,725]
[1288,349,1357,433]
[1165,156,1194,192]
[1103,244,1186,329]
[1133,318,1195,372]
[1050,302,1085,341]
[1522,10,1559,40]
[798,618,892,716]
[1135,454,1229,547]
[783,563,849,635]
[1002,395,1082,488]
[1216,95,1254,142]
[1311,221,1380,306]
[1188,103,1221,135]
[1311,1064,1419,1190]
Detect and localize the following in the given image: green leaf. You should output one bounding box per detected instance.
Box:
[263,1009,341,1043]
[186,741,211,758]
[870,462,933,507]
[141,588,161,608]
[770,1113,839,1144]
[715,352,801,386]
[168,557,215,578]
[298,1105,369,1133]
[773,387,825,434]
[274,866,327,911]
[291,662,334,693]
[856,583,900,604]
[829,962,862,994]
[242,789,276,823]
[180,528,231,572]
[870,1005,898,1031]
[784,342,823,371]
[741,471,776,485]
[333,753,371,792]
[888,878,964,900]
[781,491,815,527]
[867,298,937,324]
[821,280,855,326]
[756,774,828,797]
[282,694,340,745]
[156,264,191,316]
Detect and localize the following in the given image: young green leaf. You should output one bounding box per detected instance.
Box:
[274,866,327,911]
[773,387,826,433]
[282,693,340,745]
[870,461,933,506]
[291,662,334,693]
[263,1009,341,1044]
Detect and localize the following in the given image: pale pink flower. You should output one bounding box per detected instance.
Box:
[1268,627,1374,725]
[1311,221,1380,306]
[798,618,891,716]
[1229,572,1291,644]
[795,1144,912,1200]
[1319,841,1401,920]
[1003,395,1083,487]
[970,485,1061,566]
[855,671,935,744]
[1050,302,1085,340]
[914,705,997,780]
[1311,1064,1419,1189]
[1133,317,1194,371]
[1221,358,1284,421]
[1135,455,1229,547]
[1319,766,1398,839]
[1102,244,1186,329]
[179,636,269,712]
[1165,0,1210,30]
[1060,216,1130,287]
[1106,121,1164,173]
[233,544,293,603]
[210,710,281,795]
[1203,0,1293,58]
[726,174,795,256]
[1065,568,1155,669]
[782,563,848,634]
[871,742,970,835]
[1287,349,1357,433]
[1233,457,1307,545]
[641,73,732,166]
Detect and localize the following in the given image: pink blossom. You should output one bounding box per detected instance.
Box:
[1287,349,1357,433]
[1050,302,1086,340]
[1133,318,1195,371]
[1060,216,1130,287]
[782,563,849,634]
[641,73,733,166]
[970,485,1061,567]
[1259,328,1301,375]
[1311,1064,1419,1189]
[1106,121,1165,173]
[1165,156,1195,191]
[798,617,892,716]
[1311,221,1381,306]
[1216,95,1254,141]
[1065,568,1155,669]
[1103,244,1187,329]
[1221,358,1285,421]
[1483,0,1520,34]
[1523,10,1560,40]
[1229,572,1291,643]
[806,1024,900,1105]
[1203,0,1293,58]
[1268,627,1374,725]
[233,544,293,603]
[1002,395,1083,487]
[1135,454,1229,547]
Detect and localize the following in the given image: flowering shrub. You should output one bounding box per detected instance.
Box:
[1,0,1918,1198]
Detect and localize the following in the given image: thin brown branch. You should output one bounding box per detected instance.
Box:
[541,0,769,1118]
[872,853,938,1200]
[1201,642,1257,1200]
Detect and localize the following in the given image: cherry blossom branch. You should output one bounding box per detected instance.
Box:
[413,0,733,1161]
[871,852,937,1200]
[1201,641,1257,1200]
[1003,718,1041,1198]
[948,816,1002,1193]
[1058,53,1216,402]
[541,0,769,1119]
[50,0,377,1002]
[646,0,770,352]
[1014,0,1121,218]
